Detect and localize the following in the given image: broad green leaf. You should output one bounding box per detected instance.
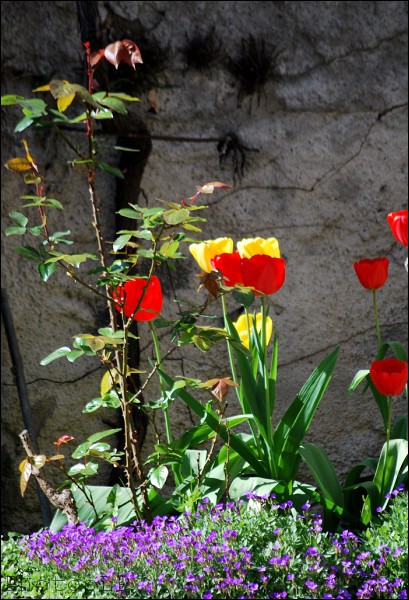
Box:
[163,208,190,225]
[372,439,408,509]
[116,208,141,220]
[40,347,72,365]
[360,495,373,526]
[92,109,114,120]
[97,96,128,114]
[15,246,41,262]
[160,240,179,258]
[229,476,286,500]
[181,449,207,477]
[44,252,98,268]
[18,98,47,114]
[66,349,85,362]
[89,442,111,453]
[9,211,28,227]
[68,462,99,477]
[87,428,122,444]
[14,116,34,132]
[392,415,408,441]
[376,341,408,362]
[299,443,344,508]
[37,261,57,282]
[5,226,26,236]
[113,234,132,252]
[150,466,169,489]
[232,289,256,307]
[73,334,105,352]
[344,457,379,489]
[117,229,153,240]
[273,347,339,482]
[1,94,24,105]
[28,225,43,236]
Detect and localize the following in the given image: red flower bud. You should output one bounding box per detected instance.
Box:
[113,275,163,321]
[387,210,408,247]
[353,258,389,290]
[370,358,408,397]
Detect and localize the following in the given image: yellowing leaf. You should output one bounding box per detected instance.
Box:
[57,93,76,112]
[22,139,36,168]
[19,459,32,497]
[47,454,65,461]
[29,454,47,469]
[4,157,32,172]
[33,84,51,92]
[101,370,116,396]
[196,181,232,194]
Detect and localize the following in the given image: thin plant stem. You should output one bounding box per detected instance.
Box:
[372,289,382,351]
[221,293,239,387]
[149,320,173,444]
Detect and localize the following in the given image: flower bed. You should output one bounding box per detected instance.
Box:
[2,491,407,599]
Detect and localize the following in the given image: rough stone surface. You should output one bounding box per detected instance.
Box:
[1,1,408,534]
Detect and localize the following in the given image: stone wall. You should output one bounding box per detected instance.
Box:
[1,1,407,534]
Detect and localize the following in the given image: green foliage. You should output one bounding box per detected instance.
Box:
[2,493,407,599]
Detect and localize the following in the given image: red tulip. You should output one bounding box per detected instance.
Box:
[353,258,389,290]
[113,275,163,321]
[211,251,244,287]
[387,210,408,247]
[241,255,286,296]
[370,358,408,396]
[213,252,286,296]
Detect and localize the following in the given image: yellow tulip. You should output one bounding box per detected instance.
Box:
[233,312,273,349]
[237,237,280,259]
[189,237,234,273]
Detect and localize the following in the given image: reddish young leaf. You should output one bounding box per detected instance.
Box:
[90,49,105,68]
[53,434,75,446]
[104,40,143,70]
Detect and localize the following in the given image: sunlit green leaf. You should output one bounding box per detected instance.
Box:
[40,347,72,365]
[38,261,58,282]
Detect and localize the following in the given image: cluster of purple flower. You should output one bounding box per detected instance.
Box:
[19,492,407,599]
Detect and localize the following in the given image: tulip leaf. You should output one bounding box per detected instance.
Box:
[299,443,344,509]
[273,347,339,483]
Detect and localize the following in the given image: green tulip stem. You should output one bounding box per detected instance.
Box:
[380,395,392,502]
[149,321,172,444]
[222,293,262,457]
[221,293,239,387]
[372,289,382,351]
[261,296,273,447]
